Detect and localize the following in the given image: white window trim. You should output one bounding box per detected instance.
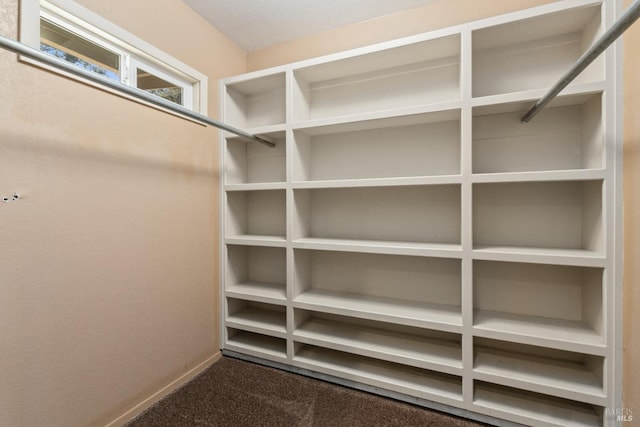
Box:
[130,56,194,109]
[19,0,208,115]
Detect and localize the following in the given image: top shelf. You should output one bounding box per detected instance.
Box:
[292,34,461,121]
[472,4,603,98]
[224,72,286,128]
[222,2,605,128]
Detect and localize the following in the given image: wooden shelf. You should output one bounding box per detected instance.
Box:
[293,237,462,258]
[294,345,463,405]
[292,34,461,121]
[292,109,460,182]
[474,382,602,427]
[294,185,461,246]
[472,5,602,98]
[225,330,287,361]
[473,246,605,267]
[294,289,462,332]
[224,72,286,128]
[294,315,462,374]
[225,183,286,192]
[291,104,461,132]
[474,346,605,405]
[225,132,286,185]
[471,169,605,184]
[470,81,605,109]
[225,235,287,247]
[473,181,604,256]
[226,304,287,336]
[292,175,462,189]
[474,310,605,354]
[226,281,286,304]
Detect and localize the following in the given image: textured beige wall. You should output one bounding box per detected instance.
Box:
[247,0,558,71]
[0,0,245,425]
[247,0,638,416]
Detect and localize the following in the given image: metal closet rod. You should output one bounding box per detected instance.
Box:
[0,34,275,148]
[522,0,640,123]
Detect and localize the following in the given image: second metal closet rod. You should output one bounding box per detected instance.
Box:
[522,0,640,123]
[0,34,275,148]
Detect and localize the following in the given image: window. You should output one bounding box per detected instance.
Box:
[20,0,207,113]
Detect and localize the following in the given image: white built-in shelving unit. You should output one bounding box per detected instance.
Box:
[220,1,621,425]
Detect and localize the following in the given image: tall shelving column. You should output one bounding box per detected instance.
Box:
[221,71,289,362]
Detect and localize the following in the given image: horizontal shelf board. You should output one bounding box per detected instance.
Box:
[291,104,461,134]
[226,281,287,303]
[224,124,286,139]
[294,317,462,373]
[292,175,462,189]
[223,71,285,91]
[226,306,287,335]
[473,310,605,355]
[470,81,605,112]
[293,238,463,258]
[224,341,287,361]
[472,246,606,267]
[294,289,462,332]
[471,169,606,183]
[474,348,605,405]
[225,183,286,191]
[225,235,288,247]
[473,384,602,427]
[294,346,463,404]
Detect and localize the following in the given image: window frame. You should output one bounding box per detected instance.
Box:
[19,0,208,114]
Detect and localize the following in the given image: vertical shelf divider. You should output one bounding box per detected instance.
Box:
[460,28,475,408]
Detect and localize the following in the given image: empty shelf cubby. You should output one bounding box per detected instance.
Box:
[292,34,460,121]
[225,131,286,185]
[224,73,286,128]
[293,309,462,373]
[292,110,460,182]
[474,381,604,427]
[226,190,286,241]
[226,328,287,361]
[226,245,286,303]
[292,249,462,330]
[293,185,461,248]
[472,93,603,174]
[473,260,604,350]
[226,298,287,336]
[473,180,603,256]
[473,337,605,404]
[294,344,463,404]
[472,4,603,98]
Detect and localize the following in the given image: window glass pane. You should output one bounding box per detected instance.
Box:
[40,18,120,80]
[136,68,183,105]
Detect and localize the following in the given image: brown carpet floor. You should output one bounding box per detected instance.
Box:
[127,356,488,427]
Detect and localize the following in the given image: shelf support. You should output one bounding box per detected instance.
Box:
[0,34,275,148]
[521,0,640,123]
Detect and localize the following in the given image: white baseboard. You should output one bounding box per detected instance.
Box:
[105,351,222,427]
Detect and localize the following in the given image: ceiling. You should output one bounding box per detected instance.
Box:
[181,0,437,52]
